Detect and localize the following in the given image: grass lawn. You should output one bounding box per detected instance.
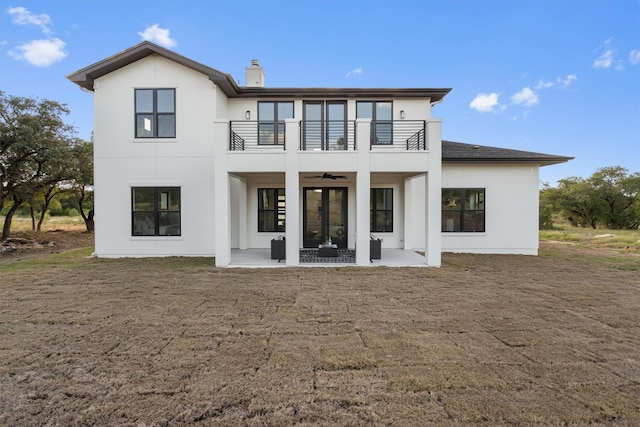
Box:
[540,225,640,254]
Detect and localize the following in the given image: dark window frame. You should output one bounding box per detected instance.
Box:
[370,188,393,232]
[442,188,485,232]
[258,188,286,232]
[258,101,294,146]
[302,100,348,150]
[135,88,176,138]
[131,187,181,236]
[357,101,393,145]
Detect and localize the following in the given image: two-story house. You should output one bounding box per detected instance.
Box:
[67,42,571,267]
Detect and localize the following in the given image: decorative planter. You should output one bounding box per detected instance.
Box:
[271,239,286,261]
[370,239,382,260]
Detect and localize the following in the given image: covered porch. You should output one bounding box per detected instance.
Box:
[215,118,443,267]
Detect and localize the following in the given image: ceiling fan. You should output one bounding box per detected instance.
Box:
[304,173,347,180]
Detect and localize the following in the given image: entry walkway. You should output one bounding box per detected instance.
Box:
[228,248,428,268]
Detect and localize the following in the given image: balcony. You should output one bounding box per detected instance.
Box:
[229,120,283,151]
[299,120,356,151]
[369,120,427,151]
[229,120,428,151]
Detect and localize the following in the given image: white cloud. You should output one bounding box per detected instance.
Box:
[138,24,176,48]
[593,49,614,69]
[557,74,577,87]
[594,38,615,69]
[630,50,640,65]
[9,38,67,67]
[534,74,577,91]
[6,6,51,34]
[593,38,624,70]
[469,93,504,113]
[511,87,539,106]
[345,67,363,78]
[534,79,554,90]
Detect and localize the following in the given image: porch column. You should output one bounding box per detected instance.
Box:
[213,119,231,266]
[284,118,300,266]
[236,176,248,250]
[425,119,442,267]
[355,119,371,266]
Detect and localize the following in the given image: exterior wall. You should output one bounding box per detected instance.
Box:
[443,164,540,254]
[406,164,540,255]
[92,54,218,257]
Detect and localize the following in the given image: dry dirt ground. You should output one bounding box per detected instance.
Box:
[0,232,639,426]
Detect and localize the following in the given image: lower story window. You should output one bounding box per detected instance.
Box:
[258,188,285,232]
[442,188,485,232]
[371,188,393,232]
[132,187,181,236]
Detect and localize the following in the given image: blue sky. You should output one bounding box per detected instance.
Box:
[1,0,638,185]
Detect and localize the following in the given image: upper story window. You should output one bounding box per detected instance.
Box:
[135,89,176,138]
[442,188,485,232]
[258,102,293,145]
[357,101,392,145]
[371,188,393,232]
[132,187,181,236]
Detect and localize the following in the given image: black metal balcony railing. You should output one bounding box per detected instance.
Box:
[370,120,426,150]
[299,120,356,151]
[230,129,244,151]
[229,120,427,151]
[229,121,287,151]
[406,127,426,150]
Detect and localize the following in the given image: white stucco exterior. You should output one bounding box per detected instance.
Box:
[405,164,541,255]
[92,55,217,257]
[69,42,570,266]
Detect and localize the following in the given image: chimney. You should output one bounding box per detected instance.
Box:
[245,59,265,88]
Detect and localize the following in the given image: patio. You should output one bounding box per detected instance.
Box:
[229,248,428,267]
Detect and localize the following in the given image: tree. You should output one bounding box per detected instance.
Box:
[551,177,602,228]
[540,166,640,230]
[538,182,557,229]
[0,91,78,240]
[67,139,94,232]
[588,166,639,229]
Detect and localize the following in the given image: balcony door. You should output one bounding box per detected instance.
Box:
[303,101,346,150]
[303,188,347,248]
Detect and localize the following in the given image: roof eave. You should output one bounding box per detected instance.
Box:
[443,157,574,167]
[233,87,452,101]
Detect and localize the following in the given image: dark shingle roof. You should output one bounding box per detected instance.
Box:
[442,140,573,166]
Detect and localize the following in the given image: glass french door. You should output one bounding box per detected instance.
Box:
[302,101,346,150]
[303,188,347,248]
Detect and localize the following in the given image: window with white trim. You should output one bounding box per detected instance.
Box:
[132,187,181,236]
[258,188,285,232]
[135,89,176,138]
[370,188,393,232]
[442,188,485,232]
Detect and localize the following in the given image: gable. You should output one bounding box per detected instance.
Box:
[67,41,239,96]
